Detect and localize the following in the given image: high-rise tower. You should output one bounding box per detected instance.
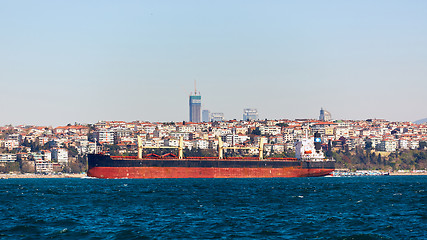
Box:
[202,110,210,122]
[319,108,332,121]
[189,82,201,123]
[243,108,258,121]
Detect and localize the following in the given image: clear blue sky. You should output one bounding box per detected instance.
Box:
[1,1,426,126]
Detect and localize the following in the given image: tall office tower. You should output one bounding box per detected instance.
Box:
[189,84,201,123]
[319,108,332,121]
[202,110,210,122]
[210,112,225,122]
[243,108,258,121]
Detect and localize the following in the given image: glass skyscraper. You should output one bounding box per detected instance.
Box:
[319,108,332,121]
[243,108,258,121]
[189,95,201,122]
[202,110,210,122]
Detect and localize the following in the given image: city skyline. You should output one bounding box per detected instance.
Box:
[1,1,426,126]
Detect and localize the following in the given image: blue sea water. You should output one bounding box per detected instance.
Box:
[0,176,425,240]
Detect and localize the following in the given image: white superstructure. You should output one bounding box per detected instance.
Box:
[295,137,326,161]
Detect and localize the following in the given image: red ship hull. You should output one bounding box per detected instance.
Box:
[87,154,335,179]
[88,166,334,179]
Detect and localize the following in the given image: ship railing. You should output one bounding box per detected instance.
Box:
[110,156,138,159]
[299,157,330,162]
[269,157,299,161]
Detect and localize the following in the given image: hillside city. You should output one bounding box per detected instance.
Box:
[0,108,426,174]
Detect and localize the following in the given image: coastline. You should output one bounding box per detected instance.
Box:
[0,173,86,179]
[389,172,427,176]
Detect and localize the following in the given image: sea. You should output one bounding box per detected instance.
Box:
[0,176,425,240]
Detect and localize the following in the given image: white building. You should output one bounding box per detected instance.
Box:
[164,138,180,147]
[259,126,281,136]
[223,134,250,146]
[193,139,209,149]
[334,127,350,139]
[51,148,69,165]
[0,154,17,163]
[398,138,409,149]
[3,139,20,150]
[377,139,397,152]
[367,136,382,149]
[170,132,190,140]
[94,129,115,145]
[283,132,294,143]
[35,160,53,173]
[176,125,196,133]
[409,140,419,150]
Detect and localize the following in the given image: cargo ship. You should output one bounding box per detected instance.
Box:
[87,133,334,179]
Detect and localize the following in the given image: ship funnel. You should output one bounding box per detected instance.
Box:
[314,132,321,152]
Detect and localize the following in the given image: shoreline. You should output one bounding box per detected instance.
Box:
[389,172,427,176]
[0,173,86,179]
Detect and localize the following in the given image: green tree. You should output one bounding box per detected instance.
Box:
[365,141,372,150]
[276,123,289,128]
[377,153,382,165]
[251,127,261,136]
[419,141,427,150]
[67,146,79,157]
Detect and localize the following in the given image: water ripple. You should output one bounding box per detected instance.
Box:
[0,176,425,239]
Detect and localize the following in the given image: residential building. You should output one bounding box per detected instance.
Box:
[51,148,69,165]
[94,129,115,145]
[0,154,17,163]
[377,139,397,152]
[192,139,209,149]
[259,125,281,135]
[3,139,19,150]
[334,127,350,139]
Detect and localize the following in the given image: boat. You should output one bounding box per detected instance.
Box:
[87,133,334,179]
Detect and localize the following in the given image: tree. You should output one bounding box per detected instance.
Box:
[419,141,427,150]
[251,127,261,136]
[276,123,289,128]
[365,141,372,150]
[325,140,333,158]
[67,146,79,157]
[377,153,382,165]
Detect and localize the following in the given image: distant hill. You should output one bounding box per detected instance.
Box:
[414,118,427,124]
